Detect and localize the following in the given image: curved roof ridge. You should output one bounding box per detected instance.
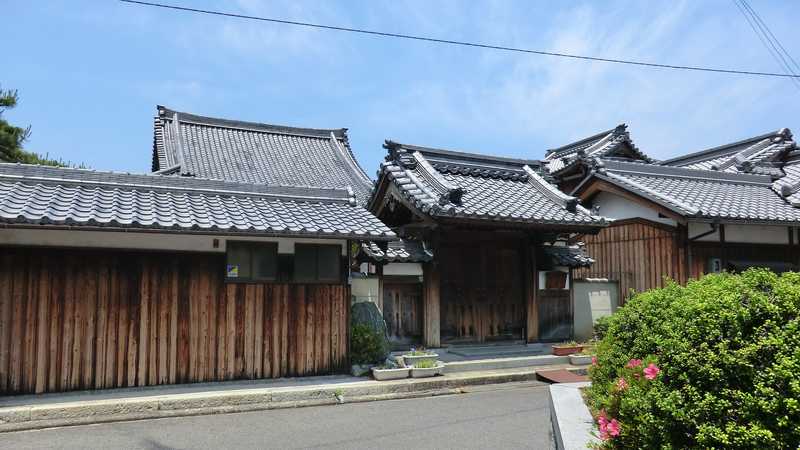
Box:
[157,105,347,139]
[0,163,357,204]
[660,128,792,167]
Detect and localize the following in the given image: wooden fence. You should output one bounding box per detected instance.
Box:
[0,248,349,395]
[573,219,686,301]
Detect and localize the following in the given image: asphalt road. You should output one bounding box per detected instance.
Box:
[2,382,554,450]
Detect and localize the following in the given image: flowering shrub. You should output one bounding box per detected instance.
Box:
[586,269,800,449]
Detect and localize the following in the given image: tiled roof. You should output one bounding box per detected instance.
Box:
[659,128,795,175]
[152,106,374,203]
[575,159,800,225]
[541,245,594,268]
[370,141,605,228]
[544,124,652,173]
[0,163,395,240]
[357,238,434,263]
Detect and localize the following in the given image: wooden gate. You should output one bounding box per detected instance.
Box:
[438,236,525,343]
[382,282,423,346]
[0,247,349,395]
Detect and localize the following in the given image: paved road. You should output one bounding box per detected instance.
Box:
[3,382,554,450]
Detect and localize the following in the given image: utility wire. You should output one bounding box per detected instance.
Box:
[739,0,800,75]
[118,0,800,79]
[732,0,800,91]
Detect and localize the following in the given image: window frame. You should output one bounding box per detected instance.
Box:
[293,243,343,284]
[225,241,279,283]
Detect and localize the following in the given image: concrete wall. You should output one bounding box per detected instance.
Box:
[592,191,677,226]
[573,280,619,342]
[383,262,423,276]
[0,228,347,255]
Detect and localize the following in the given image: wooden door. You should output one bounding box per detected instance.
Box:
[382,283,423,345]
[537,289,571,341]
[439,238,525,343]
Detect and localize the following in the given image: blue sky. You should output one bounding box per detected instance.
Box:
[5,0,799,176]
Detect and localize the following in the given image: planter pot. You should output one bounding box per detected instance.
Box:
[371,367,411,381]
[569,354,594,366]
[410,362,444,378]
[403,353,439,367]
[552,345,583,356]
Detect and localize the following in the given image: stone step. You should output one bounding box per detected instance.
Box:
[443,354,569,373]
[446,343,551,358]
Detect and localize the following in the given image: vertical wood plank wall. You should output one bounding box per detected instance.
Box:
[0,248,349,395]
[573,219,686,301]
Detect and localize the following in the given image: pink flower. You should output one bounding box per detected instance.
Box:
[626,358,643,368]
[591,356,598,366]
[644,363,661,380]
[597,413,620,440]
[616,377,628,390]
[606,419,621,437]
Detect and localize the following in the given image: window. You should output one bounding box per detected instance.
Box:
[294,244,341,283]
[226,242,278,281]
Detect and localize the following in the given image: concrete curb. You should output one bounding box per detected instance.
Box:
[549,382,598,450]
[0,368,548,433]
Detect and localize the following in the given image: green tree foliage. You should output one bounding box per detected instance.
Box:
[0,86,67,166]
[587,269,800,449]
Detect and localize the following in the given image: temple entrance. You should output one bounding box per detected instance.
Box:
[438,234,526,344]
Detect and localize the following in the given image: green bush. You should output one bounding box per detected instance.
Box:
[587,269,800,449]
[593,315,613,340]
[350,323,388,365]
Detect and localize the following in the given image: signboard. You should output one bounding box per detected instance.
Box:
[226,264,240,278]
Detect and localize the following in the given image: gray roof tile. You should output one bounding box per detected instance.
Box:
[580,159,800,225]
[372,141,605,227]
[544,124,652,173]
[541,245,594,268]
[660,128,795,175]
[152,106,374,203]
[358,238,434,263]
[0,163,394,240]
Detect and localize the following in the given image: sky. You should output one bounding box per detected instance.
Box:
[5,0,800,177]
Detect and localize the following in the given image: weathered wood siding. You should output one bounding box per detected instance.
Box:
[438,235,525,343]
[0,247,349,395]
[573,219,686,301]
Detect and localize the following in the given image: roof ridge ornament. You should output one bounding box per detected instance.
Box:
[412,151,465,205]
[523,165,578,212]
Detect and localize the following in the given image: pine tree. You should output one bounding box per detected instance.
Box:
[0,86,67,166]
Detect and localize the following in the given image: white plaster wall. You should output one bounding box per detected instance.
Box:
[688,222,790,244]
[383,262,423,276]
[538,266,570,290]
[592,191,677,226]
[0,228,347,255]
[351,276,380,304]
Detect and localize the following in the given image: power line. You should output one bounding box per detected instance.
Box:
[732,0,800,91]
[118,0,800,79]
[739,0,800,75]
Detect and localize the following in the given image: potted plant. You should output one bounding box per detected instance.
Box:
[569,342,596,365]
[552,341,584,356]
[410,359,444,378]
[371,362,410,381]
[402,348,438,367]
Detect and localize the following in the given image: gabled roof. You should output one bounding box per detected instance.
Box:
[152,106,374,202]
[357,238,434,264]
[369,141,605,229]
[544,124,652,174]
[573,159,800,225]
[659,128,796,175]
[0,163,394,240]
